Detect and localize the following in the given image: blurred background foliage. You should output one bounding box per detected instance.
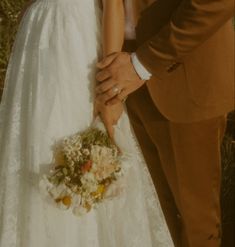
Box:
[0,0,27,93]
[0,0,235,245]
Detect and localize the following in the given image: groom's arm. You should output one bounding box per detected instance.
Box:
[95,0,233,104]
[136,0,234,78]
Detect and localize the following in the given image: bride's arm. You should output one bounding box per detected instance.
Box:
[102,0,125,57]
[95,0,125,139]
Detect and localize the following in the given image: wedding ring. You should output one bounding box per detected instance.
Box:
[112,86,121,95]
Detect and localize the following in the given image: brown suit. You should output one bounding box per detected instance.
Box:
[134,0,234,122]
[124,0,234,246]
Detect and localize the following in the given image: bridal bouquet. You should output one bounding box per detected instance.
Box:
[39,125,127,217]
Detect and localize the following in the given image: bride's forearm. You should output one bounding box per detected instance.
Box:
[102,0,125,57]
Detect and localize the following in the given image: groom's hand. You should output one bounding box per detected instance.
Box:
[96,52,145,105]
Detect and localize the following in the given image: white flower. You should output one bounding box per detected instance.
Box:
[39,175,53,197]
[90,145,117,167]
[56,201,70,211]
[73,206,88,217]
[50,183,67,198]
[81,176,98,193]
[104,179,125,199]
[82,149,90,156]
[71,194,82,207]
[83,172,95,182]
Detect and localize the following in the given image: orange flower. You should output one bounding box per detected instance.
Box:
[81,160,92,174]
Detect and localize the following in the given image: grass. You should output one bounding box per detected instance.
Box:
[0,0,27,93]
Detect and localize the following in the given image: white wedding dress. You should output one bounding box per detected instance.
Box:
[0,0,173,246]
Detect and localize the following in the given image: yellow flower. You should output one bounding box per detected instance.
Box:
[62,196,72,207]
[91,185,105,198]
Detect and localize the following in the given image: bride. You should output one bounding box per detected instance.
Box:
[0,0,173,246]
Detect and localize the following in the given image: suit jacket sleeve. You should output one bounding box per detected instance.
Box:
[136,0,234,78]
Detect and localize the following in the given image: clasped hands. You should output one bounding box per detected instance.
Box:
[94,52,145,139]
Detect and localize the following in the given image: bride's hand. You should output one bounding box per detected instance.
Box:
[94,100,124,140]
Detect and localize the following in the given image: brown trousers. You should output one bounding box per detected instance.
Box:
[126,85,227,247]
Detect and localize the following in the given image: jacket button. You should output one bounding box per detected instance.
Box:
[167,62,181,73]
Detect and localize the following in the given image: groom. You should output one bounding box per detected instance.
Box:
[96,0,234,246]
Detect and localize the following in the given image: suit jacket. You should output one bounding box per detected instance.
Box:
[131,0,234,122]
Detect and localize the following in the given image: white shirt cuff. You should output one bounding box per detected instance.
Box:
[131,53,152,81]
